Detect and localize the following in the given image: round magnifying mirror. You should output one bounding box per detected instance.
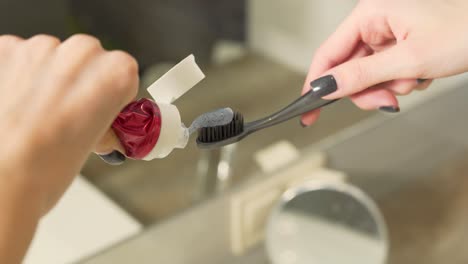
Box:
[266,181,388,264]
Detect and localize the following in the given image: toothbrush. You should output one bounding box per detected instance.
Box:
[196,76,339,149]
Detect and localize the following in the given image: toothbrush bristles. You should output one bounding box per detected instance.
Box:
[197,111,244,143]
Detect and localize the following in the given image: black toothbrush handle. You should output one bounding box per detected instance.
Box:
[249,89,338,131]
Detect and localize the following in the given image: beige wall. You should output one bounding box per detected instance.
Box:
[248,0,357,73]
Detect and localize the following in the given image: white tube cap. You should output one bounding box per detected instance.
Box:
[142,103,188,160]
[147,55,205,104]
[142,55,205,160]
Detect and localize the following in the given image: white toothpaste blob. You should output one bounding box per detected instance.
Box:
[189,108,235,135]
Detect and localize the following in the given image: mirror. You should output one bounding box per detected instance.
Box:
[266,181,388,264]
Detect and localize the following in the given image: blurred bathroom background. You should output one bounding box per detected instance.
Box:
[3,1,468,263]
[0,0,360,223]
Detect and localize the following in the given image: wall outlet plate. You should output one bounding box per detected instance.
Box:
[230,151,331,255]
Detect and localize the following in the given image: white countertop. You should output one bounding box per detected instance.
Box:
[24,176,142,264]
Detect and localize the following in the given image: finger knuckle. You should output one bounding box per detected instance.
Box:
[350,60,369,88]
[359,103,376,111]
[399,90,412,96]
[66,34,103,51]
[27,34,60,49]
[0,35,24,48]
[394,86,412,95]
[111,51,139,75]
[350,96,374,111]
[107,51,139,97]
[401,87,413,95]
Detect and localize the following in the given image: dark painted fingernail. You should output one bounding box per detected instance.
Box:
[310,75,337,97]
[99,151,126,165]
[379,106,400,113]
[300,120,309,128]
[417,79,427,84]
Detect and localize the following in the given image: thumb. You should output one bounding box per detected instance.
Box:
[95,129,126,165]
[94,128,125,155]
[322,44,418,100]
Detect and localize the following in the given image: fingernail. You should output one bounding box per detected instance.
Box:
[300,120,309,128]
[379,106,400,113]
[99,151,126,165]
[417,79,427,84]
[310,75,338,97]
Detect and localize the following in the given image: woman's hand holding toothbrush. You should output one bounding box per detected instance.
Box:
[301,0,468,126]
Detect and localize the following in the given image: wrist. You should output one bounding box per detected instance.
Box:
[0,166,45,217]
[0,169,43,263]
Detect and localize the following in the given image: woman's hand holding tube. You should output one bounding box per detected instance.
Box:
[0,34,138,263]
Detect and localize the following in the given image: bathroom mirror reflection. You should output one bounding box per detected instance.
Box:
[266,181,388,264]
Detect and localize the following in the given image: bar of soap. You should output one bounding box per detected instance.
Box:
[254,141,301,173]
[146,55,205,103]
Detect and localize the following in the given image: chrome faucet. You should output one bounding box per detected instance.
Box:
[193,143,238,201]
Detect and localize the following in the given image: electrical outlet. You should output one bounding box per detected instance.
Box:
[230,147,333,255]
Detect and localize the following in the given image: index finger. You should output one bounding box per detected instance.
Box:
[303,7,361,95]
